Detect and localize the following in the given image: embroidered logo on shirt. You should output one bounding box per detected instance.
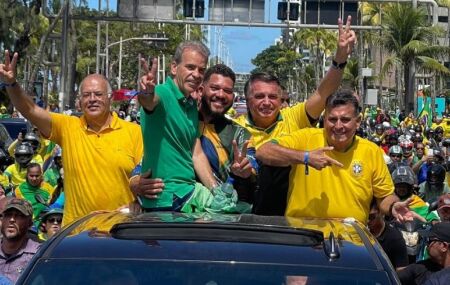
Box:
[351,160,363,176]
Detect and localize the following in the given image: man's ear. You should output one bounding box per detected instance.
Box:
[170,61,177,77]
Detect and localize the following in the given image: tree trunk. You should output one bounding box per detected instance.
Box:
[26,4,65,94]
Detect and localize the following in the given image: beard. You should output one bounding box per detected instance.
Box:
[201,96,231,120]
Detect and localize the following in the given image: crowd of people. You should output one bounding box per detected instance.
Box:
[0,16,448,284]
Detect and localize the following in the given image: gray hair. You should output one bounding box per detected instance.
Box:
[79,74,112,96]
[173,41,210,64]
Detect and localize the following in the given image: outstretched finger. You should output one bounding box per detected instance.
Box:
[10,52,18,70]
[318,146,334,152]
[240,140,249,159]
[327,157,343,168]
[149,57,158,77]
[140,58,149,74]
[232,140,240,162]
[337,18,344,36]
[4,50,10,66]
[345,15,352,31]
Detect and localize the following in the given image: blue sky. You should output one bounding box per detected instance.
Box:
[86,0,282,73]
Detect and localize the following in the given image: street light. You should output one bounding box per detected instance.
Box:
[104,35,169,87]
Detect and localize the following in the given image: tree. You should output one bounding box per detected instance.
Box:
[380,3,450,112]
[292,28,337,88]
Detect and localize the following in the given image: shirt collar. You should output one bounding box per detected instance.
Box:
[80,112,121,132]
[245,112,283,133]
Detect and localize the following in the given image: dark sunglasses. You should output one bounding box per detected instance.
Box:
[390,154,402,158]
[416,147,424,150]
[47,217,62,224]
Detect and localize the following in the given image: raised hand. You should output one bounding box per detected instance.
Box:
[335,16,357,63]
[0,50,18,84]
[139,57,158,95]
[308,146,343,170]
[230,140,253,178]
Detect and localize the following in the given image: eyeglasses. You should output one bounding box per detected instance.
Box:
[390,154,402,158]
[80,92,107,99]
[47,217,62,224]
[416,147,424,150]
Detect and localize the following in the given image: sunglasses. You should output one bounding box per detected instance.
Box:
[416,147,424,150]
[390,154,402,158]
[47,217,62,224]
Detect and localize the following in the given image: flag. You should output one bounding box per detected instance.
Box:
[418,97,432,128]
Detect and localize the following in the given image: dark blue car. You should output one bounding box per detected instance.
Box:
[17,212,400,284]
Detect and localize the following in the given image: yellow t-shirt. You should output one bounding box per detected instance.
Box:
[4,163,27,187]
[233,102,312,150]
[274,129,394,224]
[0,172,9,189]
[49,112,143,225]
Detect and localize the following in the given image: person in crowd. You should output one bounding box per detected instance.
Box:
[415,148,438,184]
[0,106,9,119]
[392,165,439,223]
[7,132,44,166]
[136,41,220,212]
[398,222,450,285]
[4,142,34,187]
[0,198,40,283]
[14,163,55,222]
[436,193,450,222]
[233,17,356,215]
[412,142,427,169]
[400,139,416,167]
[38,208,63,241]
[419,164,450,204]
[368,200,408,270]
[0,50,143,225]
[256,89,415,224]
[387,145,406,174]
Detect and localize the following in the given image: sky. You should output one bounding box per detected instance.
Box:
[83,0,282,74]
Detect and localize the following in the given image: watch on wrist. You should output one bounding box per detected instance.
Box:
[331,60,347,70]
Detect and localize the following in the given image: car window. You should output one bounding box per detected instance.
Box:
[0,124,12,147]
[24,259,391,285]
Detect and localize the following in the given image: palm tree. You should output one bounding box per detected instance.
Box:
[292,28,337,88]
[380,3,450,112]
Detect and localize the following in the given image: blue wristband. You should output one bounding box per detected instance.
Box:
[304,151,309,175]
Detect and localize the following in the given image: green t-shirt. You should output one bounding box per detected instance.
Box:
[44,167,60,187]
[140,77,199,209]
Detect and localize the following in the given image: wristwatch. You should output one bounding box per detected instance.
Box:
[331,59,347,70]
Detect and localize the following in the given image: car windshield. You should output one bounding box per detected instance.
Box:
[24,259,390,285]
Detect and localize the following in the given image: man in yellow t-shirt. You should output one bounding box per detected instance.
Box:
[233,17,357,215]
[0,55,143,225]
[256,89,415,224]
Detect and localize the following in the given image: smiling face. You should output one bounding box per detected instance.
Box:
[324,103,361,152]
[79,75,111,121]
[171,48,208,97]
[246,80,282,129]
[200,74,234,119]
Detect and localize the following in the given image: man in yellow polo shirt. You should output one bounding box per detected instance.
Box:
[0,51,143,225]
[234,16,356,215]
[256,89,415,224]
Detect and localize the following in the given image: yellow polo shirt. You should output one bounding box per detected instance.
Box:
[274,128,394,224]
[49,112,143,225]
[233,102,311,149]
